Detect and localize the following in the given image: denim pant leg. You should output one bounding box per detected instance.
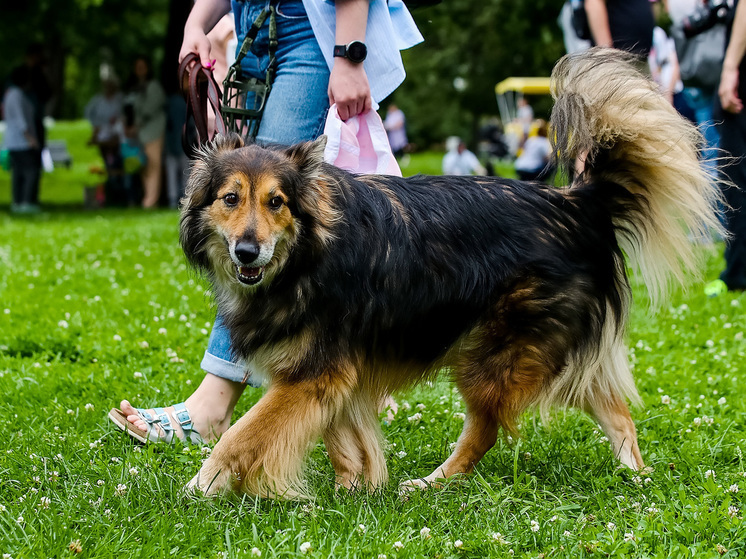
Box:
[202,0,330,385]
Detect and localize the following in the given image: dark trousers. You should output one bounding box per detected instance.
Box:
[9,149,41,206]
[718,109,746,290]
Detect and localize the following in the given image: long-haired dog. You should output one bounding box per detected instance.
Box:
[180,49,723,498]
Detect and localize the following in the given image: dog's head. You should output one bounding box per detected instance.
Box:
[180,133,338,290]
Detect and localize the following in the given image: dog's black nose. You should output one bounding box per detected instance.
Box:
[234,241,261,264]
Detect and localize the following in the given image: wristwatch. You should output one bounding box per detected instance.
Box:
[333,41,367,64]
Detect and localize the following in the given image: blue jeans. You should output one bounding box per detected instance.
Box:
[201,0,330,384]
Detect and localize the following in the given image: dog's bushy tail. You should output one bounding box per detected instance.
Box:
[551,48,725,306]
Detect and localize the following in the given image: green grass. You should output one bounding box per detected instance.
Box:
[1,123,745,558]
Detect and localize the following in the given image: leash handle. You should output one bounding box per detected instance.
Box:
[178,52,227,156]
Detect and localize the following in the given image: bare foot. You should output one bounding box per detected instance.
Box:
[120,373,247,443]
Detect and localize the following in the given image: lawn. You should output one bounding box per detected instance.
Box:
[0,122,744,558]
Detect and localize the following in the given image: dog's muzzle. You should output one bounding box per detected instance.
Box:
[234,240,266,286]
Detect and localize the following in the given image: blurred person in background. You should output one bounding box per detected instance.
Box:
[85,78,124,199]
[585,0,655,59]
[125,56,166,209]
[707,0,746,294]
[513,119,553,182]
[384,103,408,158]
[3,66,41,214]
[443,136,486,175]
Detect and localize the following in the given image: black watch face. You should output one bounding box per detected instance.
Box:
[347,41,367,63]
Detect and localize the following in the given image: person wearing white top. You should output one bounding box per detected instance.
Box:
[2,66,41,213]
[443,136,486,176]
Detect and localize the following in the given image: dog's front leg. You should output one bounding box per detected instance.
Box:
[187,373,353,498]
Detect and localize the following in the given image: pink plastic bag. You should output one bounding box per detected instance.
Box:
[323,103,402,176]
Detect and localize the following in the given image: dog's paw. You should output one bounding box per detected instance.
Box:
[185,460,237,497]
[398,478,431,496]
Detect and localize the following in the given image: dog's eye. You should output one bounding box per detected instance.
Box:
[268,196,284,209]
[224,193,239,207]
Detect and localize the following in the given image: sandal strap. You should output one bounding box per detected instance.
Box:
[134,404,204,445]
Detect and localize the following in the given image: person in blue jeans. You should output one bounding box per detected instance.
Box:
[110,0,422,444]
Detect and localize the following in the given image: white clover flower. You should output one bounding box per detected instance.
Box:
[201,446,212,457]
[158,328,167,335]
[624,532,635,542]
[134,371,143,379]
[606,522,616,530]
[492,532,508,544]
[728,484,739,493]
[0,504,5,512]
[550,515,558,522]
[416,403,426,411]
[718,397,726,405]
[393,541,404,550]
[115,483,127,496]
[706,340,715,348]
[128,467,139,476]
[58,320,69,328]
[139,341,149,348]
[420,527,431,539]
[299,542,312,554]
[113,334,122,341]
[250,549,261,557]
[530,520,540,532]
[563,531,572,537]
[693,417,702,427]
[38,496,50,509]
[706,470,715,479]
[377,555,387,559]
[401,402,411,412]
[661,395,671,405]
[397,451,407,458]
[454,540,463,549]
[358,524,366,534]
[84,403,94,411]
[407,413,422,425]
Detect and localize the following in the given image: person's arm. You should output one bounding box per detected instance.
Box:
[584,0,613,48]
[179,0,232,67]
[720,0,746,114]
[328,0,372,121]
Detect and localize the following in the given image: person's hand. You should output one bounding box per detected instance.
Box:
[179,23,215,69]
[720,65,743,114]
[328,60,371,121]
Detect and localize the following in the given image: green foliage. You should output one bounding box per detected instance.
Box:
[397,0,567,147]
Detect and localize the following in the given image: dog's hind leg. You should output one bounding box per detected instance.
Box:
[583,391,644,471]
[186,368,356,498]
[400,351,548,492]
[323,388,387,491]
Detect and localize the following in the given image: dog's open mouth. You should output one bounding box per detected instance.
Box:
[236,265,264,286]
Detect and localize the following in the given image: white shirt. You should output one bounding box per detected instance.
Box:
[443,149,483,176]
[514,136,552,172]
[302,0,424,103]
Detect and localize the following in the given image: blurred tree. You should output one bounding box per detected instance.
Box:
[396,0,566,149]
[1,0,169,119]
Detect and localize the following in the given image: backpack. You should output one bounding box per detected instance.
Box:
[671,23,726,90]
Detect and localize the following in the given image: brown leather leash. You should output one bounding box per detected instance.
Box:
[178,52,227,156]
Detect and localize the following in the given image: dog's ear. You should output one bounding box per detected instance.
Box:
[213,132,245,153]
[182,133,245,209]
[284,136,327,180]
